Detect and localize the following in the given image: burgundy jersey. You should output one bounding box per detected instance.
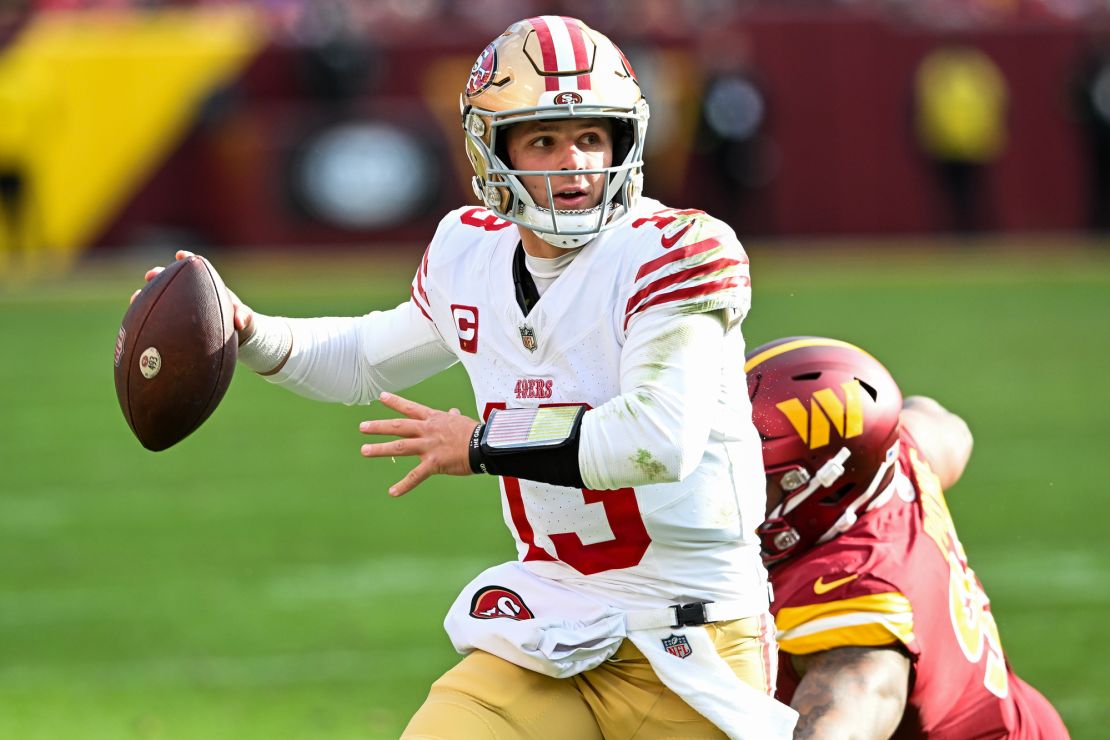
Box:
[769,429,1068,739]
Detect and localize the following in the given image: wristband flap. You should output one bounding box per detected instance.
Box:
[481,406,585,452]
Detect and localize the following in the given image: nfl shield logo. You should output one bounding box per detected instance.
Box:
[662,634,692,659]
[519,325,538,353]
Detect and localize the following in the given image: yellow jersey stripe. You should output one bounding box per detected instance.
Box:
[776,592,912,632]
[744,338,878,374]
[778,619,912,654]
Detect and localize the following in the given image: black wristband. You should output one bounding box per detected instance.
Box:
[477,406,586,488]
[468,423,487,474]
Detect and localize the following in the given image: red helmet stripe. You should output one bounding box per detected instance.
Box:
[528,17,561,91]
[562,16,592,90]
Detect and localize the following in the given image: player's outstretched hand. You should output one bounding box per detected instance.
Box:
[359,392,478,497]
[131,250,255,339]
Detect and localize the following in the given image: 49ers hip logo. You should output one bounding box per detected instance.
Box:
[451,304,479,354]
[776,380,864,449]
[470,586,535,621]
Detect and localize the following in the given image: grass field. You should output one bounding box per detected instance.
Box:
[2,238,1108,739]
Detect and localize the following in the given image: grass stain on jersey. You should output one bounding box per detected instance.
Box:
[643,325,693,381]
[631,449,667,481]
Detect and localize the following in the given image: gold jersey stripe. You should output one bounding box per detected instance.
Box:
[744,338,879,374]
[778,620,911,655]
[775,592,915,655]
[776,592,913,632]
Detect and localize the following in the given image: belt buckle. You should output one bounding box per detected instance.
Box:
[671,602,708,628]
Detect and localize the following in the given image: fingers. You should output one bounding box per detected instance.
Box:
[377,391,432,420]
[388,464,432,497]
[358,440,431,496]
[360,438,420,458]
[232,300,254,334]
[135,252,198,305]
[359,418,424,438]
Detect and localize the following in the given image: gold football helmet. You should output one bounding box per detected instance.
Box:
[461,16,650,248]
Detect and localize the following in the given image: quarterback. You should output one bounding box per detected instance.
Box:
[139,17,794,739]
[746,336,1069,739]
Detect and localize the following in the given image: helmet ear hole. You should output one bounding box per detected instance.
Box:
[747,371,762,400]
[856,377,879,401]
[791,371,822,381]
[820,483,854,506]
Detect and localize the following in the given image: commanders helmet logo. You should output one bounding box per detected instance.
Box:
[776,380,865,449]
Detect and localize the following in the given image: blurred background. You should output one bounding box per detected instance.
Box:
[1,1,1108,738]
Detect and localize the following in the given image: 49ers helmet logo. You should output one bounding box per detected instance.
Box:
[469,586,535,621]
[467,44,497,96]
[554,91,583,105]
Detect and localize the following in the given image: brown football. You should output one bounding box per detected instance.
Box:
[113,256,237,451]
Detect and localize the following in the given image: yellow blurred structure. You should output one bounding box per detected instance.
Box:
[0,7,263,277]
[914,46,1008,163]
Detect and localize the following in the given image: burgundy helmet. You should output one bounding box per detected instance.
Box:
[746,337,904,567]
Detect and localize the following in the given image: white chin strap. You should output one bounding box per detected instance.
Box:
[521,203,612,249]
[772,447,852,521]
[818,440,902,544]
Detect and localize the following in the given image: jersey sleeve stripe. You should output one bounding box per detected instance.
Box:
[410,286,433,322]
[624,276,748,330]
[415,250,431,304]
[775,592,913,632]
[634,236,723,281]
[778,619,912,655]
[626,258,745,318]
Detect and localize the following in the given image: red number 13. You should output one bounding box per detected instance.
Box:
[483,403,652,575]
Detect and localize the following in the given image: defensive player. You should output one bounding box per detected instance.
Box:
[139,17,795,739]
[746,336,1069,739]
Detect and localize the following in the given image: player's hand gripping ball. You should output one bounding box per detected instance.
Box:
[113,256,237,451]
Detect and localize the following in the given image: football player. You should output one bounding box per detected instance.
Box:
[138,17,795,739]
[746,336,1069,738]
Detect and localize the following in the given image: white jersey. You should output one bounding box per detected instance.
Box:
[410,198,769,612]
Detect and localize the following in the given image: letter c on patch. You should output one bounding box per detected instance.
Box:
[451,304,479,353]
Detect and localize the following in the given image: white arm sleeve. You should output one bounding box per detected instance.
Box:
[264,300,458,405]
[578,309,730,490]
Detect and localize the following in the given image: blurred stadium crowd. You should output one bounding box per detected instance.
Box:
[14,0,1110,32]
[2,0,1110,272]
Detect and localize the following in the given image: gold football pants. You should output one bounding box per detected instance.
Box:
[402,613,776,739]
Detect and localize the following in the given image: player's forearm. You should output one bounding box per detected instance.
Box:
[256,302,457,405]
[790,647,909,740]
[578,311,725,489]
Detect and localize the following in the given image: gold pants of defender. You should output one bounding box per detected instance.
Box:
[403,613,776,739]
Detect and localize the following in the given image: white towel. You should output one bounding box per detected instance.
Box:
[626,626,798,740]
[444,561,625,678]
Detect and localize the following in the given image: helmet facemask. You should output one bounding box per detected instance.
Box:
[463,101,649,248]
